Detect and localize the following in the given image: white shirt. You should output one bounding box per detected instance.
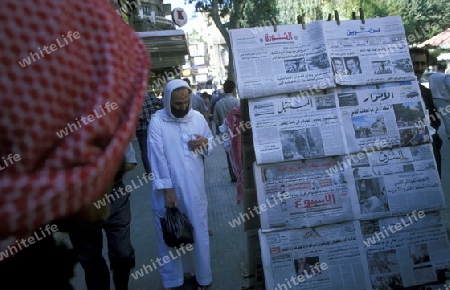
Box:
[125,142,137,164]
[430,72,450,101]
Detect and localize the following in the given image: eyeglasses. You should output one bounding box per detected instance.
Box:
[413,61,427,66]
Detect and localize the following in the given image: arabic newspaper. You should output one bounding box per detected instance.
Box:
[339,81,430,153]
[254,158,358,230]
[361,211,450,288]
[323,16,416,85]
[229,21,335,99]
[248,89,346,164]
[349,144,445,221]
[259,221,371,290]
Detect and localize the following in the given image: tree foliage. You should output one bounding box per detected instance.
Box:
[276,0,449,43]
[385,0,449,43]
[186,0,278,81]
[187,0,449,79]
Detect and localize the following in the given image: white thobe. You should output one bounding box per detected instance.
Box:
[148,102,213,288]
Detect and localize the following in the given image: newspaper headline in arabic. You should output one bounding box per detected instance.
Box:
[340,81,429,154]
[248,89,346,164]
[259,221,371,290]
[229,16,416,100]
[254,158,358,230]
[229,21,335,99]
[349,143,445,221]
[323,16,416,86]
[361,211,450,288]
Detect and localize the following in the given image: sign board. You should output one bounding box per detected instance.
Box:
[171,8,188,27]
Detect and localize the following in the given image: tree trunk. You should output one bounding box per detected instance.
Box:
[210,0,242,82]
[227,49,235,82]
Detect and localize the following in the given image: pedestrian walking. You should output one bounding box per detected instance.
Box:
[430,62,450,139]
[69,143,138,290]
[213,80,240,182]
[148,79,213,290]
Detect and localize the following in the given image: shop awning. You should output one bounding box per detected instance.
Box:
[418,28,450,49]
[137,30,189,69]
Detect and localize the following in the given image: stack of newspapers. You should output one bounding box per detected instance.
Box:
[230,15,449,290]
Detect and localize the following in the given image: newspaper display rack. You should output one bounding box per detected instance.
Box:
[233,14,450,290]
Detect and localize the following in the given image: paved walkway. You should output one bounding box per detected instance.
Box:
[66,140,247,290]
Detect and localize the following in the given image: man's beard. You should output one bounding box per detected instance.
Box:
[171,106,189,118]
[414,69,424,80]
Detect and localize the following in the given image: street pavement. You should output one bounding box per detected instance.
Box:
[63,125,450,290]
[65,139,246,290]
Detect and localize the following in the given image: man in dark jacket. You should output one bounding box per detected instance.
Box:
[409,47,442,178]
[136,92,164,173]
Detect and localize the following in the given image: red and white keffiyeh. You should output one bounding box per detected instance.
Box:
[0,0,149,252]
[224,106,244,204]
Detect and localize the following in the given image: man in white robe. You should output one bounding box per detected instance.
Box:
[148,79,213,290]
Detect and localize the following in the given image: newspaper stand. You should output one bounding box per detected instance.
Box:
[241,98,263,289]
[236,10,450,290]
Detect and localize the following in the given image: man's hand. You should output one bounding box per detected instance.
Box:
[125,162,137,172]
[188,134,208,151]
[64,182,114,231]
[164,188,178,208]
[72,202,110,225]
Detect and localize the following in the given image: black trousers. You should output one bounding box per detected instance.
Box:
[136,129,151,174]
[226,151,237,181]
[432,133,442,178]
[0,235,77,290]
[69,182,135,290]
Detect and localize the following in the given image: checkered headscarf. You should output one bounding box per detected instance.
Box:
[0,0,149,253]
